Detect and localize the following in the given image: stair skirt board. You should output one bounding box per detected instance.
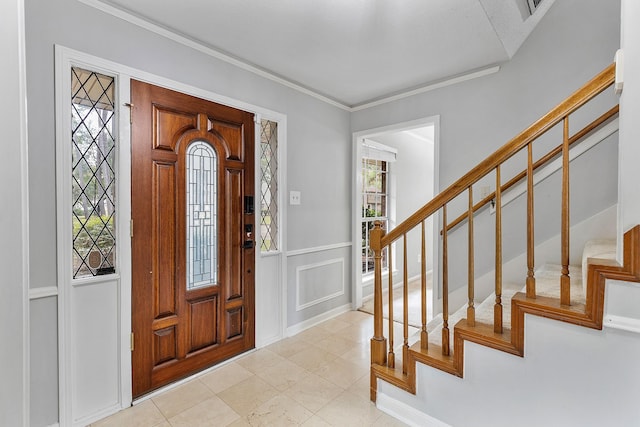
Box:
[376,390,452,427]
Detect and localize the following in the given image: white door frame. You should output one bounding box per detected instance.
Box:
[351,116,441,312]
[55,45,287,425]
[2,0,30,426]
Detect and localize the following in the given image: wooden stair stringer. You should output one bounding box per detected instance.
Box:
[371,225,640,402]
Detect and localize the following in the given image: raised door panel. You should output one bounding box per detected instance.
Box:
[154,107,197,151]
[225,168,243,302]
[152,161,177,319]
[189,297,218,352]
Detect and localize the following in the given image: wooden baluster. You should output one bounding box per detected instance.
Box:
[526,143,536,298]
[421,221,428,349]
[370,221,387,366]
[387,248,395,368]
[561,117,571,305]
[494,166,503,334]
[442,205,450,356]
[403,234,409,374]
[467,187,475,326]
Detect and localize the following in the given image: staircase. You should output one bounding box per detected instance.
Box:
[368,63,640,423]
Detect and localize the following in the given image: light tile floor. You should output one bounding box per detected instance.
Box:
[92,311,410,427]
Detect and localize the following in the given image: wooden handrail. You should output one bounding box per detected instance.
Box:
[444,104,619,233]
[380,63,615,248]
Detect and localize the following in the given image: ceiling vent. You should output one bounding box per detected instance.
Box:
[527,0,544,15]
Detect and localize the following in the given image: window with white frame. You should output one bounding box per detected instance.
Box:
[71,67,117,278]
[361,158,389,275]
[259,119,278,252]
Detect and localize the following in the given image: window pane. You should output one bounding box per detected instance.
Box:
[361,158,389,274]
[71,67,116,278]
[186,141,218,290]
[260,119,278,251]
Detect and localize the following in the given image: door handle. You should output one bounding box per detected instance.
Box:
[243,240,254,249]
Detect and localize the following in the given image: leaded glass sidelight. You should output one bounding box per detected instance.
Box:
[71,67,116,278]
[259,119,278,251]
[186,141,218,290]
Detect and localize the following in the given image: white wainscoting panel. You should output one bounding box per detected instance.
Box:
[295,258,345,311]
[71,278,121,426]
[255,252,283,347]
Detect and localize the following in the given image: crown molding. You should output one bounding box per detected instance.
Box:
[79,0,501,112]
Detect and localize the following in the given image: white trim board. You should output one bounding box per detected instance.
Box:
[352,115,441,313]
[287,242,352,257]
[29,287,58,300]
[285,304,352,337]
[604,314,640,334]
[72,403,122,427]
[361,273,427,303]
[78,0,498,111]
[13,0,31,424]
[351,66,500,111]
[77,0,348,111]
[376,391,451,427]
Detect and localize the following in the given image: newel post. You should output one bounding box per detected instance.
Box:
[370,221,387,367]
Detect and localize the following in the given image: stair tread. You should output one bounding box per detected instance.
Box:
[416,264,586,355]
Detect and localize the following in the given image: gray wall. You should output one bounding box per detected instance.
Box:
[351,0,621,295]
[25,0,351,423]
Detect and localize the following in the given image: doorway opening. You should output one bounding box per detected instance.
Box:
[352,117,439,325]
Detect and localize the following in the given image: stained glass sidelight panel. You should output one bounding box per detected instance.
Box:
[259,119,278,251]
[186,141,218,290]
[71,67,116,278]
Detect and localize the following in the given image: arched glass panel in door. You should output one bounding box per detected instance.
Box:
[186,140,217,290]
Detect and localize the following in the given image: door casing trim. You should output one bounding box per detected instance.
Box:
[351,116,441,313]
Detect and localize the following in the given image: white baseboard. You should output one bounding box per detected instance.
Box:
[73,402,122,427]
[377,391,451,427]
[256,333,283,349]
[603,314,640,334]
[362,272,427,304]
[285,303,352,337]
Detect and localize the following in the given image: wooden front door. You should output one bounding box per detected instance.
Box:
[131,80,255,398]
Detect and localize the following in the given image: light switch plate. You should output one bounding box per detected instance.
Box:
[289,191,301,205]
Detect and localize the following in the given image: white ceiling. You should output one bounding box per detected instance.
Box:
[96,0,555,108]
